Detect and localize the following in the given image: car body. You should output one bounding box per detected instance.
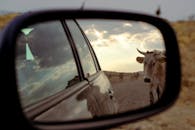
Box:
[15,19,119,122]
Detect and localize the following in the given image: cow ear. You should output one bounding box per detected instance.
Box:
[136,57,144,63]
[158,56,166,63]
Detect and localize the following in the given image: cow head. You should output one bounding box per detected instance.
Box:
[136,49,166,83]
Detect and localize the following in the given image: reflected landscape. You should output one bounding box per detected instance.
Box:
[78,19,166,109]
[15,19,166,122]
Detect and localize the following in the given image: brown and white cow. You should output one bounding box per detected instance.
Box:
[136,49,166,104]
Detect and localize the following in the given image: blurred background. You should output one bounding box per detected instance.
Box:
[0,0,195,129]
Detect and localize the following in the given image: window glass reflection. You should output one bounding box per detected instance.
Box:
[16,21,79,107]
[66,20,97,77]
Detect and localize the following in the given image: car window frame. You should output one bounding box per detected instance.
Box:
[22,19,108,122]
[16,20,83,108]
[74,20,101,72]
[64,19,99,79]
[20,19,92,118]
[61,19,86,81]
[15,18,102,110]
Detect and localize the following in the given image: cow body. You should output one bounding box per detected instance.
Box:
[136,49,166,104]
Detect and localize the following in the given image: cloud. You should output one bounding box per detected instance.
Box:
[84,26,164,52]
[85,25,107,38]
[138,30,165,51]
[123,23,133,28]
[16,21,75,69]
[80,20,164,51]
[79,21,165,73]
[84,25,109,47]
[17,58,79,106]
[51,59,77,81]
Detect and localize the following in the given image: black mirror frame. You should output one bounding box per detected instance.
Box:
[0,9,181,130]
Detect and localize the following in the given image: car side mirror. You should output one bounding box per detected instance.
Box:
[0,10,181,130]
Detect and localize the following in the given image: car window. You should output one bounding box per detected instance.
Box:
[66,20,97,77]
[15,21,79,107]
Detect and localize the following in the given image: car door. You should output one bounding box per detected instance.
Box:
[65,20,119,117]
[16,19,118,123]
[16,20,93,122]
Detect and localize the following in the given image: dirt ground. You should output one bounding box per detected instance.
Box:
[109,21,195,130]
[112,79,150,112]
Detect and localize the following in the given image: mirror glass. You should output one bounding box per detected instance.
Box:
[15,19,166,122]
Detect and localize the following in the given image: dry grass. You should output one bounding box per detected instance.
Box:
[172,21,195,104]
[0,13,18,29]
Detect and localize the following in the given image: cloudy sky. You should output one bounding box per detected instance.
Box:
[78,19,164,72]
[1,0,195,21]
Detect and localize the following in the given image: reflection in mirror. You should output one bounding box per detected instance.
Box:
[78,19,166,111]
[15,19,166,123]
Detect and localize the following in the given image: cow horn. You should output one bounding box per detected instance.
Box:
[137,48,146,55]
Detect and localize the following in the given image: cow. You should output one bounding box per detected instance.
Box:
[136,49,166,104]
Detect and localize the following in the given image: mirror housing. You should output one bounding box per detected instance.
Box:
[0,10,181,130]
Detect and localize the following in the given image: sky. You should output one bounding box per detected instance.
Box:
[1,0,194,73]
[16,19,164,77]
[78,20,165,72]
[0,0,195,21]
